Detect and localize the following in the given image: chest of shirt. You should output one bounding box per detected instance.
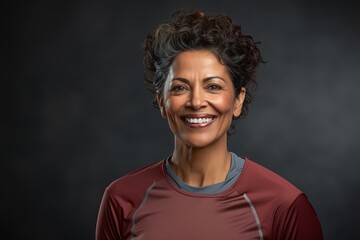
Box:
[125,182,262,240]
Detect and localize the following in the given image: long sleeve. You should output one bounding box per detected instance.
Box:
[274,193,323,240]
[96,188,122,240]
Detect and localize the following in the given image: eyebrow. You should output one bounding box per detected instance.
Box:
[171,76,225,83]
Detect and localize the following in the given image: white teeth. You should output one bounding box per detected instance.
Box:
[185,118,214,124]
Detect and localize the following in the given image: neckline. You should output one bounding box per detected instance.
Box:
[163,152,245,196]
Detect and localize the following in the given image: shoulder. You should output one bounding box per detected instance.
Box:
[239,158,302,204]
[105,160,165,201]
[96,160,165,239]
[237,158,323,239]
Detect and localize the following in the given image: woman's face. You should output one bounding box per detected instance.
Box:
[158,50,245,148]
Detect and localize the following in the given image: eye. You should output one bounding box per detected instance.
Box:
[206,84,222,91]
[170,85,187,92]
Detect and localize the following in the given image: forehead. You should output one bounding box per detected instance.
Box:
[171,50,229,77]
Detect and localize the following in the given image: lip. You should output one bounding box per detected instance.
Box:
[181,114,216,128]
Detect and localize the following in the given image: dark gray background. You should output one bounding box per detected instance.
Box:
[4,0,360,239]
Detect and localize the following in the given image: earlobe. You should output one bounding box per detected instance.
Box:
[233,87,246,118]
[160,107,166,118]
[156,92,167,118]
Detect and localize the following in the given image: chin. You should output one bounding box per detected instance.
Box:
[178,134,223,149]
[185,141,211,149]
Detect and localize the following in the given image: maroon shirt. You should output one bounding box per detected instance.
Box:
[96,157,323,240]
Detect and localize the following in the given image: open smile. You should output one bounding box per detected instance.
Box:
[181,115,216,127]
[184,117,214,124]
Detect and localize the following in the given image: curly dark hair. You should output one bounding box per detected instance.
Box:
[142,10,264,118]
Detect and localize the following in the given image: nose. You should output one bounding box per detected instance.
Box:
[187,87,207,110]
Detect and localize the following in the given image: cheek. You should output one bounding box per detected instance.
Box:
[212,94,235,114]
[164,97,182,116]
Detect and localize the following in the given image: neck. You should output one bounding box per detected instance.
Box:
[170,136,231,187]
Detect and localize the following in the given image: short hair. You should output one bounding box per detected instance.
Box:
[142,10,264,118]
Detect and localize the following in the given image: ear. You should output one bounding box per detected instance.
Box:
[233,87,246,118]
[156,92,167,118]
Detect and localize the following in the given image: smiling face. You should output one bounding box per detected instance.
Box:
[157,50,245,148]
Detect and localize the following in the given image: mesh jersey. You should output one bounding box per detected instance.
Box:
[96,157,323,240]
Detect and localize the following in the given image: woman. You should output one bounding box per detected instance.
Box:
[96,10,323,240]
